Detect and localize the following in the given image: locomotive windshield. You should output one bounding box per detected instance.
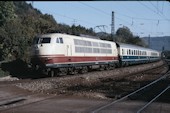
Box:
[33,37,39,44]
[33,37,51,44]
[40,37,51,43]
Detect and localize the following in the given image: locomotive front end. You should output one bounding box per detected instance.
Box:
[31,35,54,70]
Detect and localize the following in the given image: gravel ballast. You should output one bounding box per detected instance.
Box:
[15,60,168,99]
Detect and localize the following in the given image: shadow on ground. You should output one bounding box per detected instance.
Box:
[67,74,170,104]
[1,58,48,79]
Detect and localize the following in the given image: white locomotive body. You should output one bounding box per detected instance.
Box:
[31,33,119,75]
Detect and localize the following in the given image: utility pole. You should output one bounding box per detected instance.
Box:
[32,1,34,7]
[111,11,115,42]
[72,19,77,26]
[148,34,151,48]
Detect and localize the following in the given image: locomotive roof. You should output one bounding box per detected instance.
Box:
[38,33,114,43]
[117,42,158,52]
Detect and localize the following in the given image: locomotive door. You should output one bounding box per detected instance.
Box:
[66,45,72,56]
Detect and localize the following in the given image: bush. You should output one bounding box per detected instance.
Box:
[0,68,9,77]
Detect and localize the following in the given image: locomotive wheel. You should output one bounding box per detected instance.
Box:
[48,69,59,77]
[48,69,56,77]
[99,65,105,71]
[68,67,78,75]
[87,66,93,72]
[59,68,68,75]
[105,64,111,70]
[111,64,116,69]
[79,66,88,74]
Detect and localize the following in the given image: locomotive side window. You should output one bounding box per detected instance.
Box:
[56,37,64,44]
[56,38,59,43]
[93,48,100,53]
[92,42,99,47]
[85,41,92,46]
[84,47,92,53]
[59,38,63,43]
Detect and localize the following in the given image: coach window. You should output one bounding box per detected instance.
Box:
[132,50,133,55]
[138,50,139,55]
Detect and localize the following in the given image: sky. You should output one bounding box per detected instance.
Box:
[27,1,170,38]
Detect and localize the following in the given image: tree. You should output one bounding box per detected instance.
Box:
[0,19,29,60]
[116,26,133,43]
[0,1,16,26]
[115,26,146,47]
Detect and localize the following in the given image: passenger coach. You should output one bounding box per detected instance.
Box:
[116,43,160,66]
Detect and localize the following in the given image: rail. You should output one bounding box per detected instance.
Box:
[92,70,170,113]
[136,85,170,113]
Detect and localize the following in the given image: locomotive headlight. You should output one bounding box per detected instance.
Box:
[45,57,52,60]
[44,57,53,64]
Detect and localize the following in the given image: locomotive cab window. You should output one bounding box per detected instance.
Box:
[40,37,51,43]
[33,37,39,44]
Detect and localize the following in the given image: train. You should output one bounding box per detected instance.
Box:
[30,33,161,77]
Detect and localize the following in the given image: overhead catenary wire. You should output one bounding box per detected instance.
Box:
[138,1,170,22]
[31,1,169,37]
[79,1,154,36]
[80,2,169,22]
[150,1,160,14]
[39,8,98,27]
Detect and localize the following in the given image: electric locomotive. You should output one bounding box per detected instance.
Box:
[31,33,119,76]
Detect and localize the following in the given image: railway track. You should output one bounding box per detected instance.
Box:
[92,70,170,113]
[0,61,169,113]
